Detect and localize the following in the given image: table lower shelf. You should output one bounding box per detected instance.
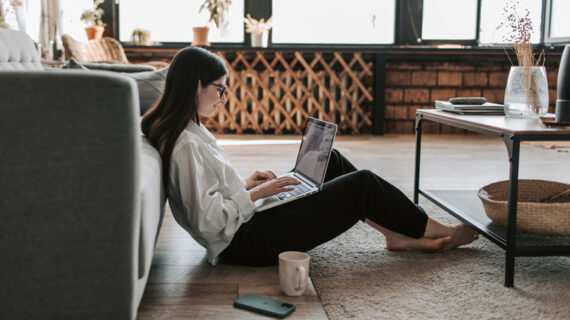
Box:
[419,189,570,255]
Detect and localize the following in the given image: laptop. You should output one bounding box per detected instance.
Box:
[254,117,337,212]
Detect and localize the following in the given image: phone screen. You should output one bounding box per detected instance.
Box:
[234,294,295,318]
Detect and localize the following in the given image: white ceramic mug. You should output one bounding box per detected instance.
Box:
[279,251,310,296]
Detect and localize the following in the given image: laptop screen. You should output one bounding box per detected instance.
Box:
[293,118,337,185]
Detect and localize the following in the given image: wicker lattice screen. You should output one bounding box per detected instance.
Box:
[203,51,375,134]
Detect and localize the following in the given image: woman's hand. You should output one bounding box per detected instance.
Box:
[249,176,301,202]
[245,170,277,189]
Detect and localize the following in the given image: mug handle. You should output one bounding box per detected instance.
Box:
[295,266,306,290]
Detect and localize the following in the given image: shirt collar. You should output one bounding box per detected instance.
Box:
[185,120,217,144]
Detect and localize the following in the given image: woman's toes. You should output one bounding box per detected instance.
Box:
[443,225,479,250]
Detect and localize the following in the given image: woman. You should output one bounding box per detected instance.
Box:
[142,47,478,266]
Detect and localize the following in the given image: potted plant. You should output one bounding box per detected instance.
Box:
[244,13,272,47]
[502,0,548,118]
[192,0,232,47]
[80,0,106,40]
[132,28,152,46]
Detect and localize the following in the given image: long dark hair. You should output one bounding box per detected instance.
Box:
[141,47,228,188]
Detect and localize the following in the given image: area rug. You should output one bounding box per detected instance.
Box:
[523,141,570,152]
[308,198,570,320]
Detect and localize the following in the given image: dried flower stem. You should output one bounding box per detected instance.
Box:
[503,0,545,114]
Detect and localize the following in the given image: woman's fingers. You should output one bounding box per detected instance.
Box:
[253,171,290,182]
[267,183,295,196]
[255,176,301,196]
[253,175,302,198]
[256,170,277,180]
[275,177,300,186]
[254,171,269,180]
[266,171,277,179]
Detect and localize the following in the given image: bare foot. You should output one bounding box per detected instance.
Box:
[365,218,476,253]
[442,225,479,250]
[385,232,452,253]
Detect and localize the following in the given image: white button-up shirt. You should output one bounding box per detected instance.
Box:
[167,120,256,265]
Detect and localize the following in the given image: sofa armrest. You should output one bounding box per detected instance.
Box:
[0,71,142,319]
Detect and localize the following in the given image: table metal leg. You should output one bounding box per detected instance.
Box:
[413,116,423,204]
[504,138,520,288]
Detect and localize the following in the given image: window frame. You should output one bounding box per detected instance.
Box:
[112,0,569,49]
[543,0,570,45]
[419,0,481,46]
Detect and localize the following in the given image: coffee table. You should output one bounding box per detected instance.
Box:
[413,109,570,287]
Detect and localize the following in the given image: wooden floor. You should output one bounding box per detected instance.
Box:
[137,134,570,319]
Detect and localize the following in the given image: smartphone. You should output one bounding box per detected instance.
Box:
[234,294,295,318]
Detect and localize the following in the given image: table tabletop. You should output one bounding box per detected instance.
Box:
[417,109,570,136]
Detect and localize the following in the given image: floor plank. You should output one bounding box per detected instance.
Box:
[141,283,238,305]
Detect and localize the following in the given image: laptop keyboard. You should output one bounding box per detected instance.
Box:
[277,183,311,200]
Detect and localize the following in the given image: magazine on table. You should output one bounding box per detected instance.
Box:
[434,100,505,115]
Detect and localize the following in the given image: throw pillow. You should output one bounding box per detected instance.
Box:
[126,67,168,115]
[63,58,156,73]
[62,58,89,70]
[63,58,168,115]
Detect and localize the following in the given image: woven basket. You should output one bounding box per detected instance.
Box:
[477,180,570,236]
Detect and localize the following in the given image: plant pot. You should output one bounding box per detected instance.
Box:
[504,66,549,118]
[85,26,104,40]
[251,32,268,48]
[191,27,210,47]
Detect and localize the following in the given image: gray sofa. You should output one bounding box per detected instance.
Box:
[0,28,165,319]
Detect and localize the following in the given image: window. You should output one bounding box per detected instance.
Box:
[271,0,395,44]
[421,0,478,40]
[119,0,244,43]
[549,0,570,39]
[60,0,95,42]
[16,0,91,42]
[479,0,542,44]
[103,0,565,47]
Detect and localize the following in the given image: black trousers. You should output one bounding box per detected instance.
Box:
[220,149,428,266]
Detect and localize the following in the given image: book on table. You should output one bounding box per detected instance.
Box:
[434,100,505,115]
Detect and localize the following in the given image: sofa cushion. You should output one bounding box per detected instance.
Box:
[63,58,167,115]
[138,137,165,283]
[0,28,43,71]
[127,67,168,115]
[63,58,156,72]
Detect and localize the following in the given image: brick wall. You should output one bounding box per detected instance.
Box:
[384,59,560,134]
[126,47,562,135]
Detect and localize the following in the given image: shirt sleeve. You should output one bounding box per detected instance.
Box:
[170,140,256,242]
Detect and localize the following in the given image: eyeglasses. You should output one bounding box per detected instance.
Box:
[206,82,228,98]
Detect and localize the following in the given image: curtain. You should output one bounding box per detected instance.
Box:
[0,1,9,28]
[15,0,26,32]
[39,0,62,59]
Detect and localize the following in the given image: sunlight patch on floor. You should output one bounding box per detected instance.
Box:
[217,139,300,146]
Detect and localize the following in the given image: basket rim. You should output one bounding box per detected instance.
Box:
[477,180,570,235]
[477,179,570,207]
[481,179,570,188]
[477,192,570,207]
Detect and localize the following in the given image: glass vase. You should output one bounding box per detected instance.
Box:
[504,66,549,118]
